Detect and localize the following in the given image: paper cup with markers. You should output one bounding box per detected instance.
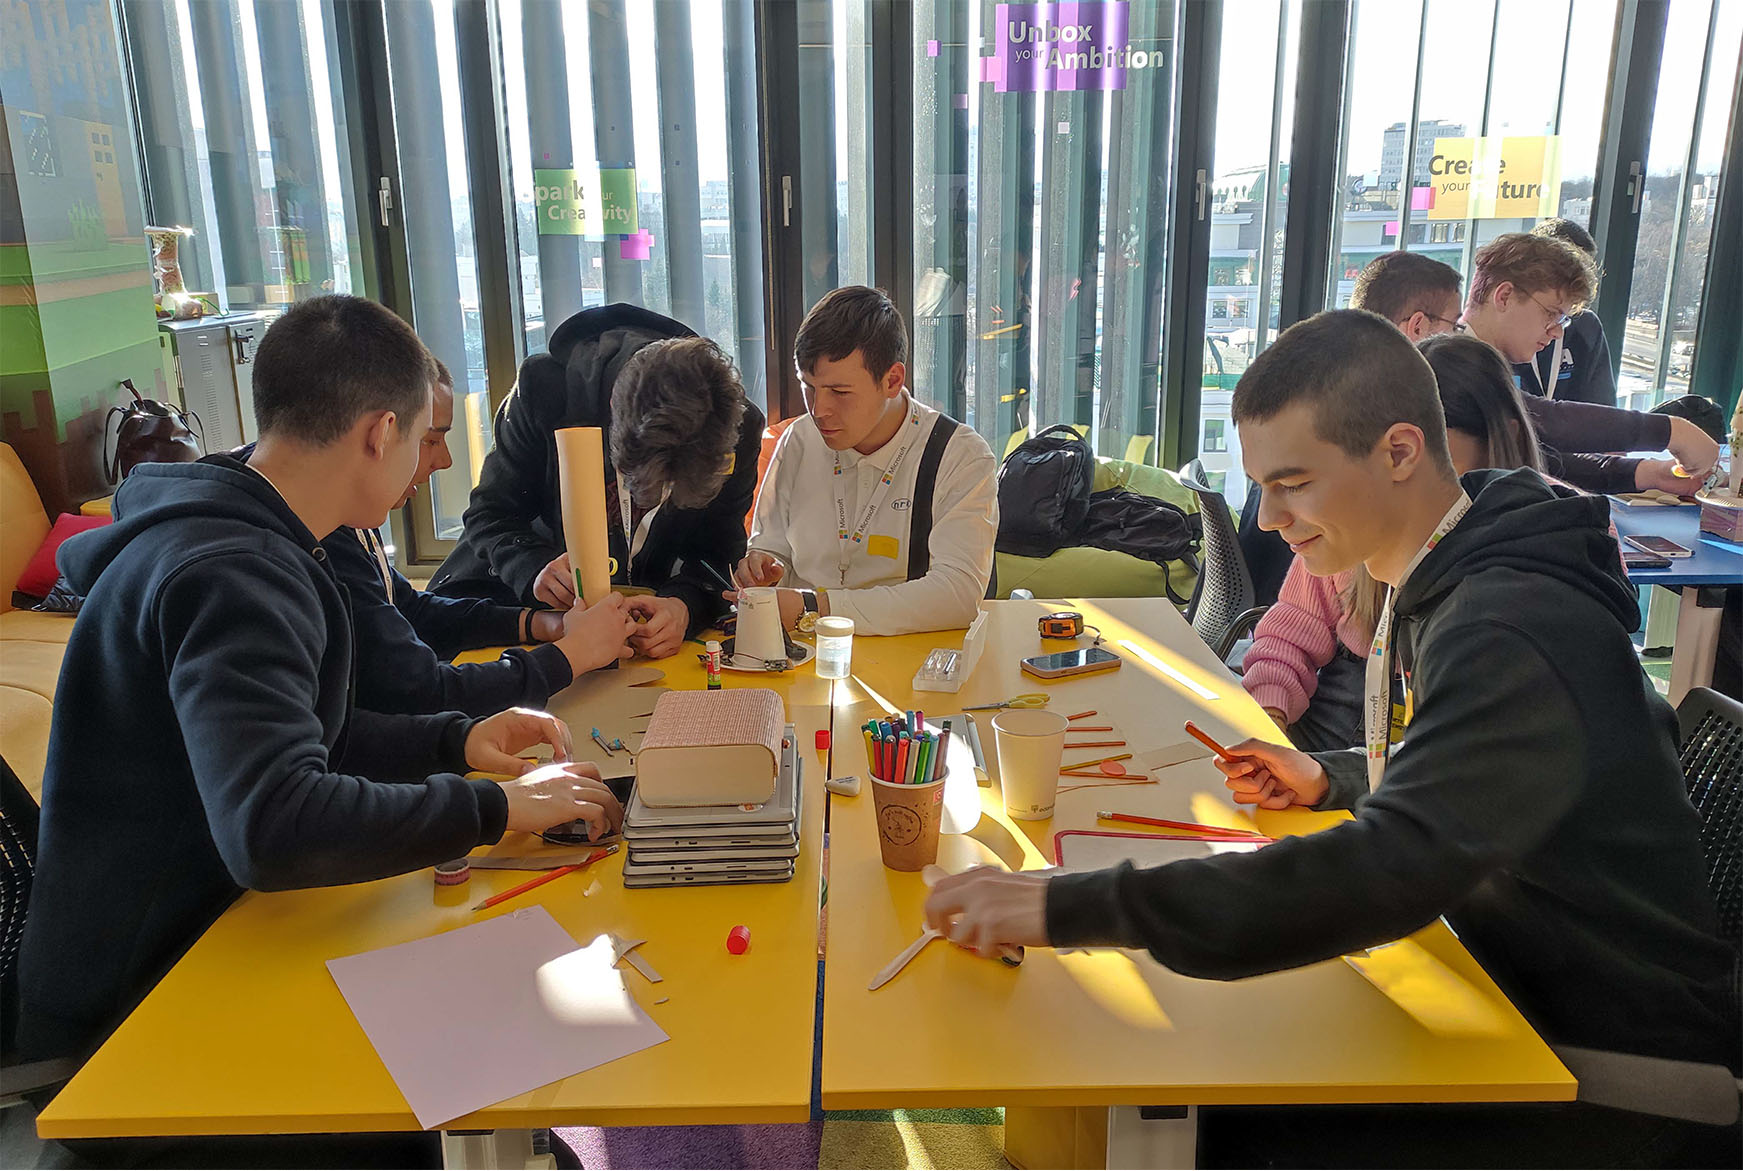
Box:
[870,776,945,871]
[992,708,1069,820]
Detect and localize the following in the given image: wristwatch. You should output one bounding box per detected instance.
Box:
[796,589,821,634]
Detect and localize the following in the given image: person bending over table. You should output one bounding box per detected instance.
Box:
[17,296,622,1066]
[927,310,1738,1163]
[322,358,636,718]
[430,305,763,660]
[729,286,997,637]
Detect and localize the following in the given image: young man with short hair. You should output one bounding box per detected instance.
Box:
[325,359,637,718]
[1518,218,1618,405]
[431,306,764,659]
[18,296,621,1064]
[927,310,1736,1159]
[732,286,997,636]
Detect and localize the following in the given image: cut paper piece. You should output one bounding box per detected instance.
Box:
[554,427,613,606]
[1345,939,1518,1038]
[1134,740,1214,773]
[954,93,969,109]
[327,908,668,1129]
[1410,185,1435,211]
[619,229,654,260]
[927,38,940,56]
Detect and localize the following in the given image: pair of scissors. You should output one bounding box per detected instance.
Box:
[962,692,1050,711]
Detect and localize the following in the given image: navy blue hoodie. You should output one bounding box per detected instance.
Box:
[1049,469,1738,1069]
[324,524,572,717]
[16,457,510,1061]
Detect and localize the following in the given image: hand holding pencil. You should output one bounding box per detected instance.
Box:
[1193,721,1329,810]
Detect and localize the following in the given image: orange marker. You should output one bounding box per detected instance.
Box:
[472,845,616,911]
[1183,720,1236,762]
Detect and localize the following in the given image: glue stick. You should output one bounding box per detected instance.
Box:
[705,640,722,689]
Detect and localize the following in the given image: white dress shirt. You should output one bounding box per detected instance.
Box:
[748,394,998,636]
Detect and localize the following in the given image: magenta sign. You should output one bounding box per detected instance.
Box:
[986,2,1140,93]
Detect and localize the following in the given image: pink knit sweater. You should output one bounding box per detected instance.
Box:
[1241,561,1368,724]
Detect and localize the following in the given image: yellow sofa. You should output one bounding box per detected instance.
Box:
[1,443,76,799]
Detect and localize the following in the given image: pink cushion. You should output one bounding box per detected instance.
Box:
[15,513,110,598]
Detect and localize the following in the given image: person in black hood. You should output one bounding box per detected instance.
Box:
[17,296,623,1065]
[926,311,1737,1160]
[322,359,637,718]
[429,305,765,659]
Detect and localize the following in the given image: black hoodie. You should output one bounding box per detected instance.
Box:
[429,304,765,636]
[1048,469,1738,1069]
[324,524,572,718]
[16,457,510,1062]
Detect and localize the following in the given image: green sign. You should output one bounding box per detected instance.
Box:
[533,167,637,237]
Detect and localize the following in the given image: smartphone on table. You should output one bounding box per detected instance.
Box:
[1020,647,1122,680]
[1621,535,1692,559]
[1621,549,1673,570]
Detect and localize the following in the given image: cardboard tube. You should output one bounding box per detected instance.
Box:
[554,426,612,606]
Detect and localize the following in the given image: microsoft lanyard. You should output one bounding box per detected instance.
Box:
[833,405,923,585]
[1364,490,1472,791]
[614,471,668,584]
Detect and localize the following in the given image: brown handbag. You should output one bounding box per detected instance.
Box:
[104,379,205,484]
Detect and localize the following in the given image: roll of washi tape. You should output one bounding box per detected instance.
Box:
[434,858,471,886]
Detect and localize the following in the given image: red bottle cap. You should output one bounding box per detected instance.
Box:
[814,729,830,750]
[726,925,751,955]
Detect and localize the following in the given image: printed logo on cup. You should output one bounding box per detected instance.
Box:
[880,806,924,846]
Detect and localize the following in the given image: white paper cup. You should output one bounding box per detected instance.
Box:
[992,709,1068,821]
[735,586,786,662]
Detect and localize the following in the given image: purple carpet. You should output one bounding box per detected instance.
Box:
[554,1122,824,1169]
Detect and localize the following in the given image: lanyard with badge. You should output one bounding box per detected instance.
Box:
[1531,335,1565,399]
[832,405,922,585]
[359,528,394,597]
[1364,490,1472,791]
[613,471,668,586]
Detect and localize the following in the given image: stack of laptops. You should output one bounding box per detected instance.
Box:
[621,725,802,888]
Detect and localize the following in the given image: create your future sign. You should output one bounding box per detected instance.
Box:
[982,2,1165,93]
[1424,137,1563,222]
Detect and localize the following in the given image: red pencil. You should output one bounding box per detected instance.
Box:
[1183,720,1236,761]
[471,845,616,911]
[1096,810,1266,837]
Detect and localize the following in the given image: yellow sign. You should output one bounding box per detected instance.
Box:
[1425,136,1562,221]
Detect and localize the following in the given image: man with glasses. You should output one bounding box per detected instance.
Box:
[1515,219,1617,406]
[1459,232,1718,491]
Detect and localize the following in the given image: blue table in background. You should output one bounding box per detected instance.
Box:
[1610,499,1743,703]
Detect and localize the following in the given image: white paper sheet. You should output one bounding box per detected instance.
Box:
[327,907,668,1129]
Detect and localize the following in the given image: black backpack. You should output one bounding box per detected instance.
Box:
[995,424,1095,558]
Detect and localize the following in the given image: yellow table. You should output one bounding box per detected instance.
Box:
[819,599,1575,1168]
[37,651,830,1161]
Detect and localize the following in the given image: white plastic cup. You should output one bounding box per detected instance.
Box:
[815,615,855,680]
[735,586,786,662]
[992,708,1068,821]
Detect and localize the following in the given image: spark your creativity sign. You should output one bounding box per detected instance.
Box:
[986,2,1159,93]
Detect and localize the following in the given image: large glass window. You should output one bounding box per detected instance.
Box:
[381,0,491,548]
[1196,0,1300,509]
[498,0,766,407]
[1618,0,1743,409]
[1330,0,1616,307]
[122,0,361,310]
[906,0,1179,469]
